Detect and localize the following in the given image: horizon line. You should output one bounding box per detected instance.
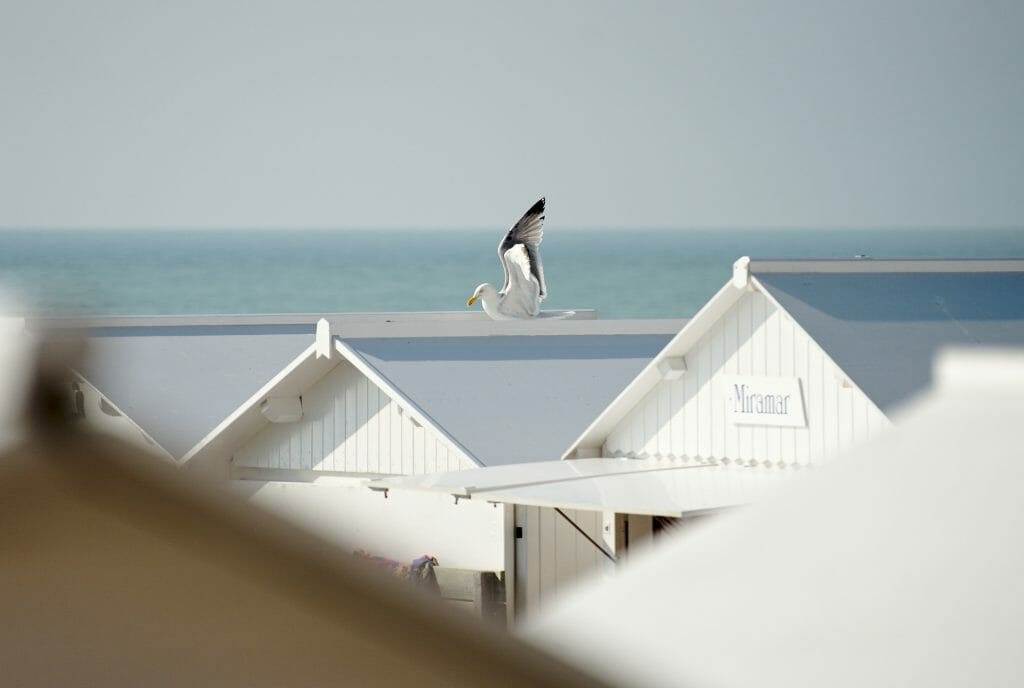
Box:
[3,224,1024,233]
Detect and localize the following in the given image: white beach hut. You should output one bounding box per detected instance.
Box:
[49,311,675,620]
[375,258,1024,617]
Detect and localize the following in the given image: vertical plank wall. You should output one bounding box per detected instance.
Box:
[515,506,604,619]
[605,290,889,467]
[234,362,476,475]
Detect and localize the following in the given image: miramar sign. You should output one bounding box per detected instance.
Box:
[723,376,807,428]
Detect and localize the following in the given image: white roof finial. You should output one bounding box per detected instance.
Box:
[732,256,751,290]
[315,318,332,359]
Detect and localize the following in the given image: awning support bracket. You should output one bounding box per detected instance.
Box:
[554,507,618,564]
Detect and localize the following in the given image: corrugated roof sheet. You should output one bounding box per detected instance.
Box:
[345,335,672,466]
[79,324,315,458]
[756,270,1024,411]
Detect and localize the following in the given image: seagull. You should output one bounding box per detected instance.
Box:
[466,198,547,320]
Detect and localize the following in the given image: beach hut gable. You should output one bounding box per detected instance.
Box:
[602,286,888,467]
[182,338,479,478]
[567,258,1024,464]
[233,354,476,476]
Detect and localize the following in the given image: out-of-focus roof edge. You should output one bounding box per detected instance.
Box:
[67,369,176,463]
[748,258,1024,274]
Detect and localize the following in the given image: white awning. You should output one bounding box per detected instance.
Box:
[368,458,796,517]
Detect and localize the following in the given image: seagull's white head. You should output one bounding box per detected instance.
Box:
[466,283,496,308]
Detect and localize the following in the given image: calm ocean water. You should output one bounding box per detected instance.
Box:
[2,228,1023,319]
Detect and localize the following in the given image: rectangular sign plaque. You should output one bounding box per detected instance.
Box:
[723,376,807,428]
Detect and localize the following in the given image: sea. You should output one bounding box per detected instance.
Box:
[2,228,1023,319]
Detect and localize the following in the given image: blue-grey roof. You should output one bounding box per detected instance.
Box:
[79,324,315,458]
[756,270,1024,412]
[345,334,672,466]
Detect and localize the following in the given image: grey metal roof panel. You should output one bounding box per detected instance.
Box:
[79,324,315,459]
[755,271,1024,412]
[344,334,672,466]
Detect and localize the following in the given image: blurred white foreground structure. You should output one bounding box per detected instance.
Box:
[0,322,604,687]
[0,298,33,453]
[526,348,1024,688]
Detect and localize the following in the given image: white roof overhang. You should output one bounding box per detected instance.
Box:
[367,458,794,517]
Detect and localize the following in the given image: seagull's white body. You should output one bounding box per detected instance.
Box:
[473,245,541,319]
[468,198,547,320]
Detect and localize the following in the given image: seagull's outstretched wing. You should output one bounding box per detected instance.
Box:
[497,197,547,299]
[502,244,541,317]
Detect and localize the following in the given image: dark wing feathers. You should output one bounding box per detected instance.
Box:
[498,197,547,298]
[525,243,547,300]
[501,197,545,247]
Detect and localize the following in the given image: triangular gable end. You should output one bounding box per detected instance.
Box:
[602,286,889,468]
[567,258,891,468]
[183,337,480,481]
[232,342,479,477]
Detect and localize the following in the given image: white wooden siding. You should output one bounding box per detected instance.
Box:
[605,290,890,467]
[514,506,604,620]
[234,362,476,475]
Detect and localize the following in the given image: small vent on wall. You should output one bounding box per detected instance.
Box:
[261,396,303,423]
[658,357,687,380]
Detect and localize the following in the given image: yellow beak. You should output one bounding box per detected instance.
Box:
[466,295,478,307]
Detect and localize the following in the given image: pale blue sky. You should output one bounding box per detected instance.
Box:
[1,0,1022,229]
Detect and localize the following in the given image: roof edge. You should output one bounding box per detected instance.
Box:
[749,258,1024,274]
